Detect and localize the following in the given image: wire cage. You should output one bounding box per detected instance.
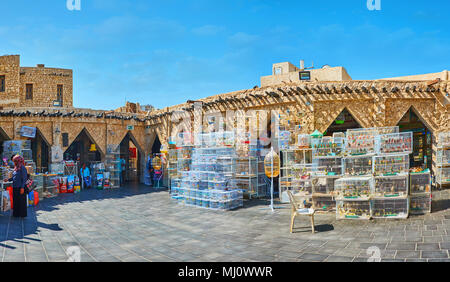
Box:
[343,155,373,176]
[336,200,371,220]
[334,176,373,200]
[371,198,409,219]
[376,132,413,155]
[373,175,408,198]
[313,196,336,212]
[345,128,377,155]
[312,176,338,195]
[373,154,409,176]
[438,132,450,148]
[312,156,343,176]
[436,167,450,185]
[409,194,431,215]
[312,136,345,158]
[409,171,431,194]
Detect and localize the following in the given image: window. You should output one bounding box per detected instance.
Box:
[274,67,282,75]
[26,84,33,100]
[57,85,63,106]
[0,75,5,92]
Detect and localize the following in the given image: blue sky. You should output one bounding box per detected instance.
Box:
[1,0,449,110]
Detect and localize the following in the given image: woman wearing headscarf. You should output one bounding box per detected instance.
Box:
[4,155,28,217]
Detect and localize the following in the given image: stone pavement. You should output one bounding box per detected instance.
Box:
[1,184,449,262]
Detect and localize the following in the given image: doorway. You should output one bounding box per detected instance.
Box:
[0,127,10,163]
[31,128,50,173]
[324,108,362,137]
[119,132,143,183]
[397,107,433,170]
[64,128,102,165]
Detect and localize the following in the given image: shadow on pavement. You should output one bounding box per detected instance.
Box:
[0,183,164,250]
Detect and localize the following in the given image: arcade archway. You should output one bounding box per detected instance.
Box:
[324,108,362,137]
[119,132,144,183]
[397,107,433,171]
[64,128,103,165]
[31,128,50,173]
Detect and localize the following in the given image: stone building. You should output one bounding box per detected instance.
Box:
[0,55,448,183]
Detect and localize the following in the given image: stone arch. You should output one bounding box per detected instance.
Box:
[387,100,438,133]
[314,100,374,133]
[64,127,105,158]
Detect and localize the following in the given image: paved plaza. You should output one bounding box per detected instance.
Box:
[1,185,450,262]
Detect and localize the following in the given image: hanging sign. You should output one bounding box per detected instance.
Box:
[127,125,134,130]
[20,126,36,138]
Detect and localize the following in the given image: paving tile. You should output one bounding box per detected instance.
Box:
[421,251,449,259]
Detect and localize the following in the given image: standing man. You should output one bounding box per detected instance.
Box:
[80,163,92,189]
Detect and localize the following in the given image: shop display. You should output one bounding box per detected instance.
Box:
[312,157,343,176]
[49,162,64,175]
[334,176,373,200]
[409,194,431,214]
[345,128,377,155]
[105,153,121,188]
[336,200,371,220]
[377,132,413,155]
[373,154,409,176]
[2,140,32,163]
[312,136,345,157]
[1,181,12,212]
[371,198,409,219]
[373,175,408,198]
[409,170,431,194]
[343,155,373,176]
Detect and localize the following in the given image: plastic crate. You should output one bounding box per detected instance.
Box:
[313,196,336,212]
[373,154,409,176]
[371,198,409,219]
[410,171,431,194]
[376,132,413,155]
[334,176,373,200]
[343,155,373,176]
[336,200,371,220]
[312,157,343,176]
[373,175,408,198]
[409,194,431,214]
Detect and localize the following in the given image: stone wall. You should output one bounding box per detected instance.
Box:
[19,66,73,108]
[0,55,21,108]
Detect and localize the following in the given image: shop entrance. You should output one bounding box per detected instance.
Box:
[119,132,143,183]
[0,127,10,162]
[64,128,102,165]
[324,108,362,136]
[151,135,161,154]
[397,107,433,170]
[31,128,50,173]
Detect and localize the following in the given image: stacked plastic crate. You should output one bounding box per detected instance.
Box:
[172,132,243,210]
[371,132,412,219]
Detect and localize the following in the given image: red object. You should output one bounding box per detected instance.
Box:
[33,191,39,205]
[6,187,13,209]
[129,147,137,158]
